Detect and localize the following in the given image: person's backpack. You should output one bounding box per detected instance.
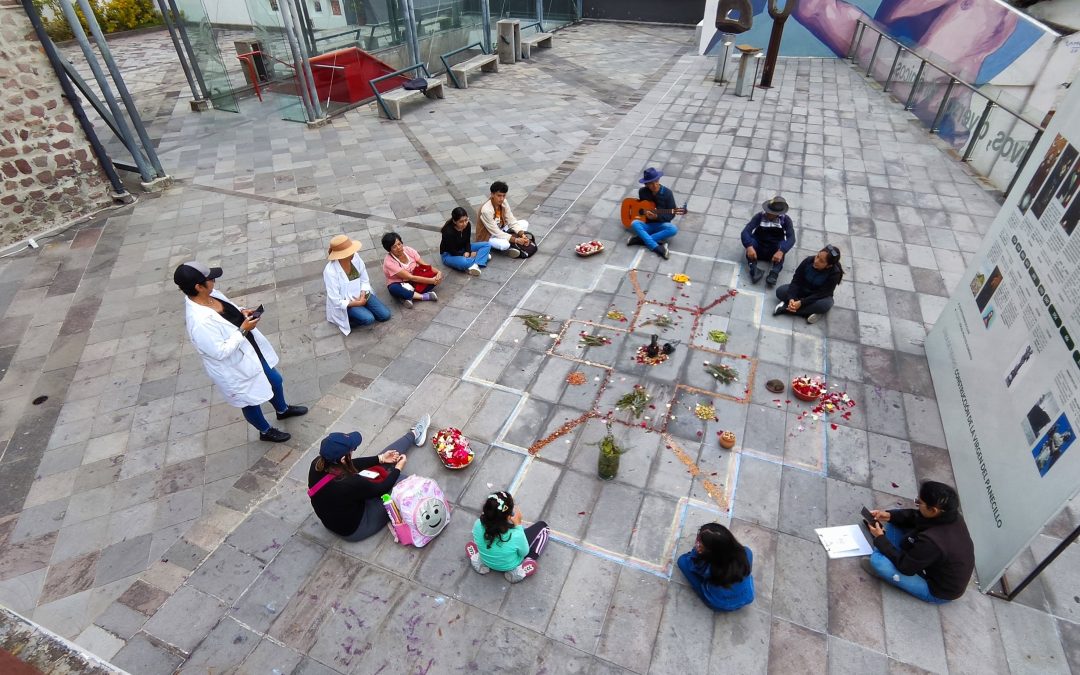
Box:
[512,231,538,259]
[386,475,451,547]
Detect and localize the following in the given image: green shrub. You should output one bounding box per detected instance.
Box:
[32,0,162,42]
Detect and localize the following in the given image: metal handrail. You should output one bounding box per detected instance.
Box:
[439,42,489,89]
[851,19,1045,130]
[369,63,433,119]
[521,20,545,34]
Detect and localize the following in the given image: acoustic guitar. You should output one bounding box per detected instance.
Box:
[620,198,688,228]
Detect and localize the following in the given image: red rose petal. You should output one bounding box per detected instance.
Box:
[891,482,900,488]
[577,511,587,516]
[830,423,838,430]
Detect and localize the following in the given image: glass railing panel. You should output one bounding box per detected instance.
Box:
[173,0,240,112]
[414,0,486,74]
[964,96,1042,192]
[544,0,577,28]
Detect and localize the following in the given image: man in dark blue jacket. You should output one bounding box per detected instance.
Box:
[627,167,682,260]
[740,196,796,286]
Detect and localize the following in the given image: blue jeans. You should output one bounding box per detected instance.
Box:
[630,219,678,250]
[347,294,391,325]
[442,243,491,271]
[241,355,288,432]
[869,524,950,604]
[775,284,834,317]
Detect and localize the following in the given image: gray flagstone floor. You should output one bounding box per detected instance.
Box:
[1,20,1078,675]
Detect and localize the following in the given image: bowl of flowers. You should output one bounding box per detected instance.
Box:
[791,376,825,402]
[575,240,604,257]
[431,427,473,470]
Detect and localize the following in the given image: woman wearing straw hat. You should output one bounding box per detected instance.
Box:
[324,234,392,335]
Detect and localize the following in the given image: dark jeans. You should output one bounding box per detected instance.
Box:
[775,284,834,317]
[387,282,431,300]
[240,355,289,432]
[523,520,550,559]
[342,431,417,542]
[745,238,784,272]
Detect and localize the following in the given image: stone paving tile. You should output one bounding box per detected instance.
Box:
[0,18,1076,675]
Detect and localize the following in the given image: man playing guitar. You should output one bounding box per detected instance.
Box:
[625,167,685,260]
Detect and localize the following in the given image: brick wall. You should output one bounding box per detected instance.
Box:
[0,0,111,249]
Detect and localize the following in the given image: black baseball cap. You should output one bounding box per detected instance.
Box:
[173,261,222,294]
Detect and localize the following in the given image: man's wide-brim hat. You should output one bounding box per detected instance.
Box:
[327,235,362,260]
[763,196,789,214]
[639,167,663,184]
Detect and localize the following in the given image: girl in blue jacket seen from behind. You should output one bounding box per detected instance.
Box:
[678,522,755,611]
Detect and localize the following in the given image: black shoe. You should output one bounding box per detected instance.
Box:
[766,269,779,286]
[260,427,291,443]
[627,235,644,247]
[749,267,764,284]
[773,301,787,316]
[276,405,308,420]
[655,243,670,260]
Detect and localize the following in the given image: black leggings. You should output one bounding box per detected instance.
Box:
[343,431,416,542]
[524,520,550,559]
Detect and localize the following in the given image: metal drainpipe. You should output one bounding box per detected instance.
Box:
[164,0,211,101]
[290,0,325,117]
[75,0,166,178]
[55,0,154,183]
[19,0,127,197]
[399,0,421,68]
[153,0,204,104]
[480,0,491,52]
[536,0,543,27]
[278,0,318,122]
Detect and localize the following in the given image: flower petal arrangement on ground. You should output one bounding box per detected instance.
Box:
[431,427,474,469]
[575,240,604,256]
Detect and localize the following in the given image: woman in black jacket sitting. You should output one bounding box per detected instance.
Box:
[773,244,844,324]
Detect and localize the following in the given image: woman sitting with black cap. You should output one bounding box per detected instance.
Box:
[174,261,307,443]
[308,414,430,541]
[773,245,845,325]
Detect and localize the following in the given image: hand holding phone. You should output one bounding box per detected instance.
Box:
[250,304,265,320]
[861,506,875,524]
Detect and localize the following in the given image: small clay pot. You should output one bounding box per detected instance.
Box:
[719,431,737,449]
[765,379,785,394]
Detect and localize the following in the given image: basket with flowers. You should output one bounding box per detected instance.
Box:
[791,376,825,402]
[431,427,474,470]
[575,240,605,257]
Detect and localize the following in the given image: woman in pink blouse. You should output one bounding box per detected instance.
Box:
[380,232,443,308]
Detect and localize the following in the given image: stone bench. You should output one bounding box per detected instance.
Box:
[450,53,499,89]
[376,77,445,120]
[521,32,553,59]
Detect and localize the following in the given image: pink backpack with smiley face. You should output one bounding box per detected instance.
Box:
[386,475,451,547]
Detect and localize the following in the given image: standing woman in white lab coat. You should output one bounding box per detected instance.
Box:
[174,262,307,443]
[323,235,392,336]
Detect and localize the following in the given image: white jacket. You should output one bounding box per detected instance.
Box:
[184,290,279,408]
[324,254,372,336]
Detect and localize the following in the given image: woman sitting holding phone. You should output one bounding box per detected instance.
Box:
[324,234,392,335]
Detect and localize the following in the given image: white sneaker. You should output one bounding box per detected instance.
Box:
[402,299,413,309]
[506,248,521,259]
[465,541,490,574]
[806,313,821,324]
[504,557,538,583]
[773,302,786,316]
[468,264,481,276]
[411,414,431,446]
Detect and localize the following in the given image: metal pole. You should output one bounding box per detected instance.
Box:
[278,0,318,122]
[849,22,865,62]
[1006,129,1044,197]
[56,0,153,183]
[61,59,151,169]
[883,44,903,92]
[20,0,126,196]
[399,0,421,67]
[715,38,732,83]
[480,0,492,52]
[930,78,956,133]
[287,0,325,118]
[846,19,861,59]
[295,0,318,55]
[961,99,995,162]
[904,60,926,110]
[165,0,210,102]
[750,53,763,101]
[154,0,202,103]
[865,32,883,77]
[75,0,165,177]
[536,0,543,27]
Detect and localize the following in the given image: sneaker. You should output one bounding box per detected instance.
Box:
[402,298,414,308]
[275,405,308,420]
[749,267,764,284]
[465,541,490,575]
[504,557,538,583]
[468,264,481,277]
[655,243,670,260]
[411,414,431,446]
[806,313,821,324]
[259,427,291,443]
[423,291,438,302]
[627,235,644,247]
[765,269,779,286]
[506,247,521,259]
[773,301,787,316]
[859,557,876,577]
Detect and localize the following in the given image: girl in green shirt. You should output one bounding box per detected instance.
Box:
[466,491,549,583]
